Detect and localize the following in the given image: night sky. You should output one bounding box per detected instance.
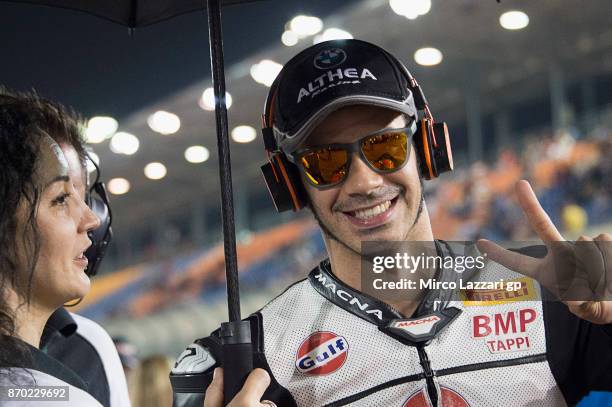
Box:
[0,0,360,120]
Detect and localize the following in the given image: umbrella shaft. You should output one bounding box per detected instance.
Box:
[207,0,241,323]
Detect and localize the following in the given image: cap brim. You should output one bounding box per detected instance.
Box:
[276,94,417,155]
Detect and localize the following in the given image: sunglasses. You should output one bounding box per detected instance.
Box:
[292,126,412,188]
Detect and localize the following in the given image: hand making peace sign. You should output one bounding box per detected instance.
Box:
[476,180,611,325]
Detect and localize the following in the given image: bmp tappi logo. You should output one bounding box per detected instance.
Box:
[314,48,347,70]
[295,331,348,375]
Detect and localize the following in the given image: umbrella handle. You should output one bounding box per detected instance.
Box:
[221,321,253,404]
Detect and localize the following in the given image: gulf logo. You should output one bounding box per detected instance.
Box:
[295,331,348,375]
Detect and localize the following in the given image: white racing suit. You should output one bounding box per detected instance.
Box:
[170,241,612,406]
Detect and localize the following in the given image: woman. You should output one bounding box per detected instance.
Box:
[0,88,272,407]
[0,90,102,406]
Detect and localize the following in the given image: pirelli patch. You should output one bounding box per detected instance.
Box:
[461,277,537,306]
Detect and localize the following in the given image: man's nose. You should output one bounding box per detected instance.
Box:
[342,153,384,196]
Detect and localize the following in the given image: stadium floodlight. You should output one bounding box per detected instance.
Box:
[199,87,232,111]
[414,47,443,66]
[184,145,210,164]
[110,132,140,155]
[250,59,283,87]
[231,125,257,143]
[86,116,118,143]
[107,177,130,195]
[500,11,529,30]
[281,30,299,46]
[313,28,353,44]
[147,111,181,135]
[413,0,431,16]
[289,15,323,38]
[144,162,167,180]
[389,0,431,20]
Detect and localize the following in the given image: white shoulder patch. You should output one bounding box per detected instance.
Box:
[171,343,216,375]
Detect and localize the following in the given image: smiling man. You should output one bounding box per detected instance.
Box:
[171,39,611,407]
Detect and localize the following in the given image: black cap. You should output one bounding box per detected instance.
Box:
[268,39,418,154]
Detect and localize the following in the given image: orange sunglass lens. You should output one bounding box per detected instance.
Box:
[361,131,407,171]
[300,148,348,186]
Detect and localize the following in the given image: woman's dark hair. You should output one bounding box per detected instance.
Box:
[0,87,86,369]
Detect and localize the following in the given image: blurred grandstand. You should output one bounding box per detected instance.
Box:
[427,126,611,241]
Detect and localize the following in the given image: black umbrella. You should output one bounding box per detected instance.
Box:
[3,0,256,402]
[6,0,258,26]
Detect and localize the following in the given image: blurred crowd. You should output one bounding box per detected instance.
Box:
[426,128,611,241]
[111,336,173,407]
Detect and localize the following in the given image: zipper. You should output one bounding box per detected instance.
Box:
[417,345,438,407]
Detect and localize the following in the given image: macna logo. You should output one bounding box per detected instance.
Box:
[313,48,347,70]
[391,315,441,336]
[295,331,349,375]
[313,273,384,320]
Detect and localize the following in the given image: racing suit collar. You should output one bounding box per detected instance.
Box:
[310,259,403,325]
[309,239,473,327]
[40,307,78,350]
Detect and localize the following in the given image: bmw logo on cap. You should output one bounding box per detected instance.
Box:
[313,48,347,70]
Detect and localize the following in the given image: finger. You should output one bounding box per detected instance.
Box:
[566,301,612,324]
[566,301,596,322]
[477,239,539,277]
[515,180,564,242]
[592,234,612,296]
[204,368,224,407]
[578,234,609,294]
[232,369,271,404]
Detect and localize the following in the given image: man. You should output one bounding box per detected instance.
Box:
[0,88,130,407]
[171,39,611,406]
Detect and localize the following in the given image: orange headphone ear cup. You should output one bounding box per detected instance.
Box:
[413,120,454,180]
[414,119,436,180]
[260,153,307,212]
[431,122,454,175]
[261,80,308,212]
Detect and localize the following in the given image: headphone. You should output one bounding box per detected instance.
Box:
[260,48,453,213]
[84,154,113,277]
